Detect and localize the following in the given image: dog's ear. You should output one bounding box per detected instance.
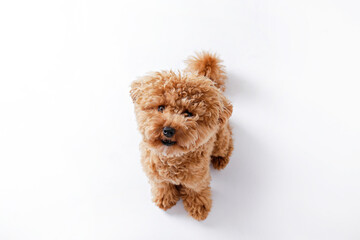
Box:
[130,74,161,103]
[219,95,233,125]
[130,80,142,103]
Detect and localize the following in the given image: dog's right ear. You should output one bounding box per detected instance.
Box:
[130,80,142,103]
[130,73,163,103]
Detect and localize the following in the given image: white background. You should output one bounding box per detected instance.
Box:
[0,0,359,239]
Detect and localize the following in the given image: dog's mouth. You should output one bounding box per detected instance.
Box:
[161,139,176,146]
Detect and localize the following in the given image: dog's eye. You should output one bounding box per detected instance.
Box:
[183,110,193,117]
[158,105,165,112]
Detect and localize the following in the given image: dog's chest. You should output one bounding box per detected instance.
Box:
[143,140,214,185]
[154,157,191,184]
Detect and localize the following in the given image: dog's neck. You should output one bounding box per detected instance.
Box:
[150,134,217,163]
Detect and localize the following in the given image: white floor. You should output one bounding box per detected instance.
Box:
[1,0,360,239]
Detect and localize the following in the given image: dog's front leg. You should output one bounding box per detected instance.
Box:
[180,178,212,221]
[150,181,180,211]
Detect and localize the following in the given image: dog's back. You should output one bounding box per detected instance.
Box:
[185,52,233,170]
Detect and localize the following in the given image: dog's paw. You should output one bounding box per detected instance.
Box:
[154,195,179,211]
[211,156,229,170]
[182,190,212,221]
[153,188,180,211]
[184,201,211,221]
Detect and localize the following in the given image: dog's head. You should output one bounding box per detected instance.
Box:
[130,71,232,156]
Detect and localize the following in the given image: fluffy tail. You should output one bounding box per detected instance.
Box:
[185,51,227,91]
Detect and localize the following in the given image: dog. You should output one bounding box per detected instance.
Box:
[130,52,233,220]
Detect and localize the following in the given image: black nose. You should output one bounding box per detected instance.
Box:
[163,127,175,138]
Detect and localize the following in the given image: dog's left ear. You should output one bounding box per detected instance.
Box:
[219,95,233,125]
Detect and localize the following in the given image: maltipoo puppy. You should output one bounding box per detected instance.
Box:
[130,52,233,220]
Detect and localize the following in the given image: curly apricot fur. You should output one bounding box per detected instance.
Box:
[130,52,233,220]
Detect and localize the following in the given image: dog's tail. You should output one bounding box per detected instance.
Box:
[185,51,227,91]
